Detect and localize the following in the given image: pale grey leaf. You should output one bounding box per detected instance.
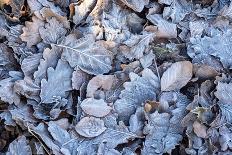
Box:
[219,126,232,151]
[121,0,149,12]
[81,98,112,117]
[162,0,192,23]
[29,123,60,154]
[73,0,97,24]
[6,136,32,155]
[139,51,155,68]
[34,47,61,84]
[0,78,20,104]
[215,82,232,104]
[14,78,40,101]
[220,2,232,21]
[58,34,112,75]
[161,61,192,91]
[72,68,89,90]
[122,33,155,60]
[129,107,145,136]
[114,68,160,122]
[40,59,73,103]
[75,117,106,138]
[190,28,232,69]
[218,103,232,124]
[146,14,177,38]
[21,53,43,77]
[39,17,67,44]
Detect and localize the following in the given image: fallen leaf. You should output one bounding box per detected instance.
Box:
[161,61,193,91]
[81,98,112,117]
[75,117,106,138]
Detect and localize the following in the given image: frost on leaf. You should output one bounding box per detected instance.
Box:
[163,0,192,23]
[215,81,232,124]
[146,14,177,38]
[6,136,32,155]
[20,16,44,47]
[39,17,67,44]
[72,0,97,25]
[122,33,155,60]
[57,34,112,75]
[21,53,42,77]
[0,78,20,105]
[161,61,193,91]
[81,98,112,117]
[34,47,61,84]
[72,67,89,90]
[190,28,232,69]
[75,117,106,138]
[121,0,149,12]
[114,68,160,122]
[40,59,73,103]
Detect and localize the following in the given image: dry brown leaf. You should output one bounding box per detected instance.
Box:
[81,98,112,117]
[161,61,193,91]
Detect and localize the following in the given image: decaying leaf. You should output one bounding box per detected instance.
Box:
[40,59,73,103]
[57,34,113,75]
[161,61,193,91]
[81,98,112,117]
[75,117,106,138]
[20,16,44,47]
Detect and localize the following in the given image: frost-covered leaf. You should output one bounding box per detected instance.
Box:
[20,16,44,47]
[6,136,32,155]
[14,78,40,101]
[75,117,106,138]
[121,0,149,12]
[190,28,232,69]
[140,51,155,68]
[129,107,145,136]
[162,0,192,23]
[39,17,67,44]
[81,98,112,117]
[48,121,79,155]
[143,92,188,154]
[40,59,73,103]
[146,14,177,38]
[0,78,20,104]
[114,68,160,122]
[72,68,89,90]
[57,34,112,75]
[29,123,60,154]
[0,43,17,70]
[122,33,155,60]
[21,53,42,77]
[215,80,232,124]
[219,126,232,151]
[220,2,232,21]
[72,0,97,24]
[215,82,232,104]
[161,61,192,91]
[34,47,61,84]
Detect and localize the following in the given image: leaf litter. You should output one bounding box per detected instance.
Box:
[1,0,232,154]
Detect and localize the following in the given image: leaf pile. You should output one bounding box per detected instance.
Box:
[1,0,232,154]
